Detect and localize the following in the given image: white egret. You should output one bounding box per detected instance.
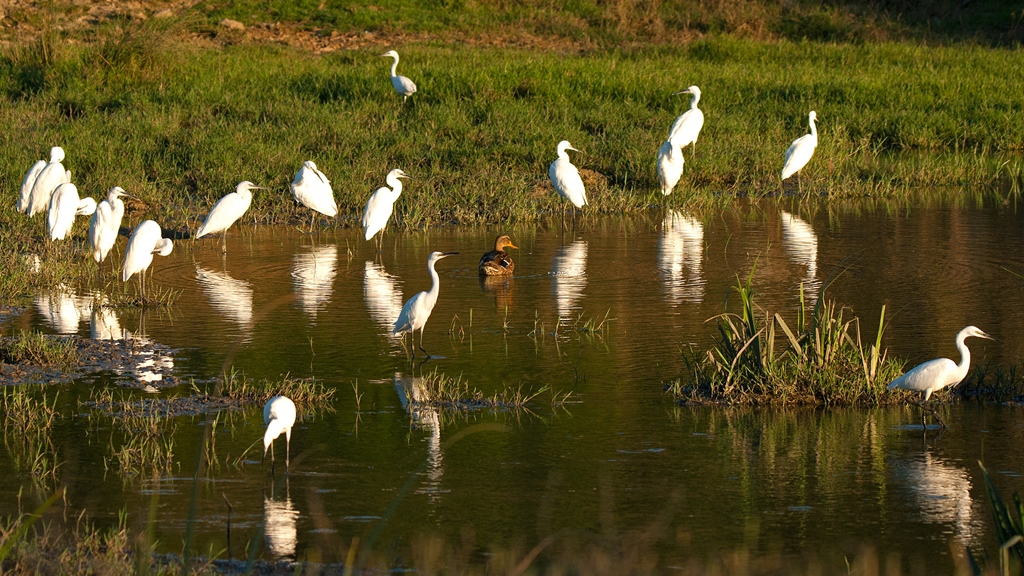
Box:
[667,86,704,154]
[656,140,684,196]
[362,168,410,252]
[264,395,297,470]
[549,140,587,226]
[290,160,337,231]
[26,146,70,217]
[195,181,267,253]
[379,50,417,102]
[887,325,994,429]
[393,251,458,357]
[17,152,48,213]
[89,187,134,274]
[781,110,818,189]
[47,183,96,241]
[122,220,174,300]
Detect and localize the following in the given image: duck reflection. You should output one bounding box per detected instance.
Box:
[895,450,977,541]
[90,306,124,341]
[34,288,93,334]
[479,275,514,312]
[264,490,300,559]
[291,244,338,323]
[196,266,254,339]
[779,211,819,298]
[550,240,587,319]
[658,211,705,304]
[364,261,403,333]
[394,372,443,498]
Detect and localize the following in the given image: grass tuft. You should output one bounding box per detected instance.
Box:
[219,370,336,408]
[0,331,78,368]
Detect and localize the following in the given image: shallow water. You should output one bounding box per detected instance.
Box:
[4,200,1024,572]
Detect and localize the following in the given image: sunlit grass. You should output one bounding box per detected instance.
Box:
[0,331,78,368]
[218,370,336,407]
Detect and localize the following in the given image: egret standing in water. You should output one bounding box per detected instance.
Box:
[89,187,134,276]
[26,146,70,218]
[380,50,417,102]
[667,86,705,155]
[264,395,296,471]
[47,183,96,241]
[549,140,587,227]
[781,110,818,191]
[393,251,458,357]
[656,140,684,196]
[363,169,411,252]
[290,161,337,231]
[122,220,174,300]
[196,181,267,253]
[887,325,994,429]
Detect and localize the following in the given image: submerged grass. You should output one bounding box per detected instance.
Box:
[0,386,62,488]
[404,368,549,412]
[0,331,78,368]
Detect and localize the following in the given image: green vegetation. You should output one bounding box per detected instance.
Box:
[402,368,549,411]
[0,331,78,368]
[980,462,1024,576]
[669,272,907,405]
[0,386,61,489]
[219,371,337,407]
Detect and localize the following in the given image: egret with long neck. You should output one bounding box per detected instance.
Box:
[393,251,458,357]
[379,50,417,102]
[90,186,135,277]
[549,140,587,229]
[781,110,818,192]
[362,168,411,252]
[667,86,704,154]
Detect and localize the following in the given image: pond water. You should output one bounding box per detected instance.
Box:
[3,199,1024,573]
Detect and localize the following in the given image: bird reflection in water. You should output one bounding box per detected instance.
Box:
[779,210,820,299]
[895,450,977,542]
[394,372,444,499]
[196,266,254,341]
[89,307,175,387]
[364,261,404,334]
[35,287,93,334]
[479,275,514,312]
[90,306,124,341]
[658,211,705,304]
[550,240,587,319]
[291,244,338,323]
[264,485,300,559]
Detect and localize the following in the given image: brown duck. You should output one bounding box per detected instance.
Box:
[478,235,518,276]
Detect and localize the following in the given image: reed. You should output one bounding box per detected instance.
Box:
[979,462,1024,576]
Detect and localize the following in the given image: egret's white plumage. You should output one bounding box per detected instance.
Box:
[196,181,267,249]
[549,140,587,211]
[122,220,173,298]
[89,187,132,265]
[263,395,297,468]
[656,140,685,196]
[26,147,70,217]
[393,251,457,356]
[781,110,818,181]
[362,168,410,247]
[667,86,704,152]
[290,160,338,217]
[47,183,96,241]
[887,325,994,428]
[380,50,417,101]
[18,159,46,213]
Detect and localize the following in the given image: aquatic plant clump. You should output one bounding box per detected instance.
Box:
[669,273,906,405]
[0,331,78,369]
[219,371,336,408]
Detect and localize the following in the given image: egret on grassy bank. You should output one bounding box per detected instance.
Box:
[47,183,96,241]
[122,220,174,300]
[393,251,458,357]
[478,235,518,276]
[656,140,684,196]
[290,161,337,231]
[781,110,818,190]
[264,395,296,470]
[380,50,417,102]
[887,325,994,429]
[17,152,49,213]
[196,181,267,253]
[26,147,70,218]
[89,187,134,274]
[549,140,587,227]
[363,169,410,252]
[667,86,704,154]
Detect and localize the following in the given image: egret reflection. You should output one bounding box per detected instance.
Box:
[363,261,403,333]
[658,211,705,304]
[895,451,978,541]
[196,266,254,339]
[779,210,819,297]
[90,306,124,341]
[291,244,338,322]
[394,372,444,498]
[264,492,300,559]
[550,240,587,319]
[34,288,92,334]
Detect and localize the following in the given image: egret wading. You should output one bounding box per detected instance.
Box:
[380,50,417,102]
[196,181,267,253]
[264,395,296,471]
[656,140,684,196]
[89,187,135,276]
[781,110,818,192]
[667,86,704,155]
[122,220,174,301]
[363,169,410,252]
[393,251,458,357]
[47,183,96,241]
[887,325,994,429]
[478,235,518,276]
[26,146,70,219]
[549,140,587,228]
[290,160,337,232]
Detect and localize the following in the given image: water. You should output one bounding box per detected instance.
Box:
[3,199,1024,573]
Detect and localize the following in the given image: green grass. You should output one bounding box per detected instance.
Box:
[402,368,549,411]
[0,331,78,368]
[218,371,337,407]
[0,386,62,488]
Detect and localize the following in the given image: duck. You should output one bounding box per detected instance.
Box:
[478,235,518,276]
